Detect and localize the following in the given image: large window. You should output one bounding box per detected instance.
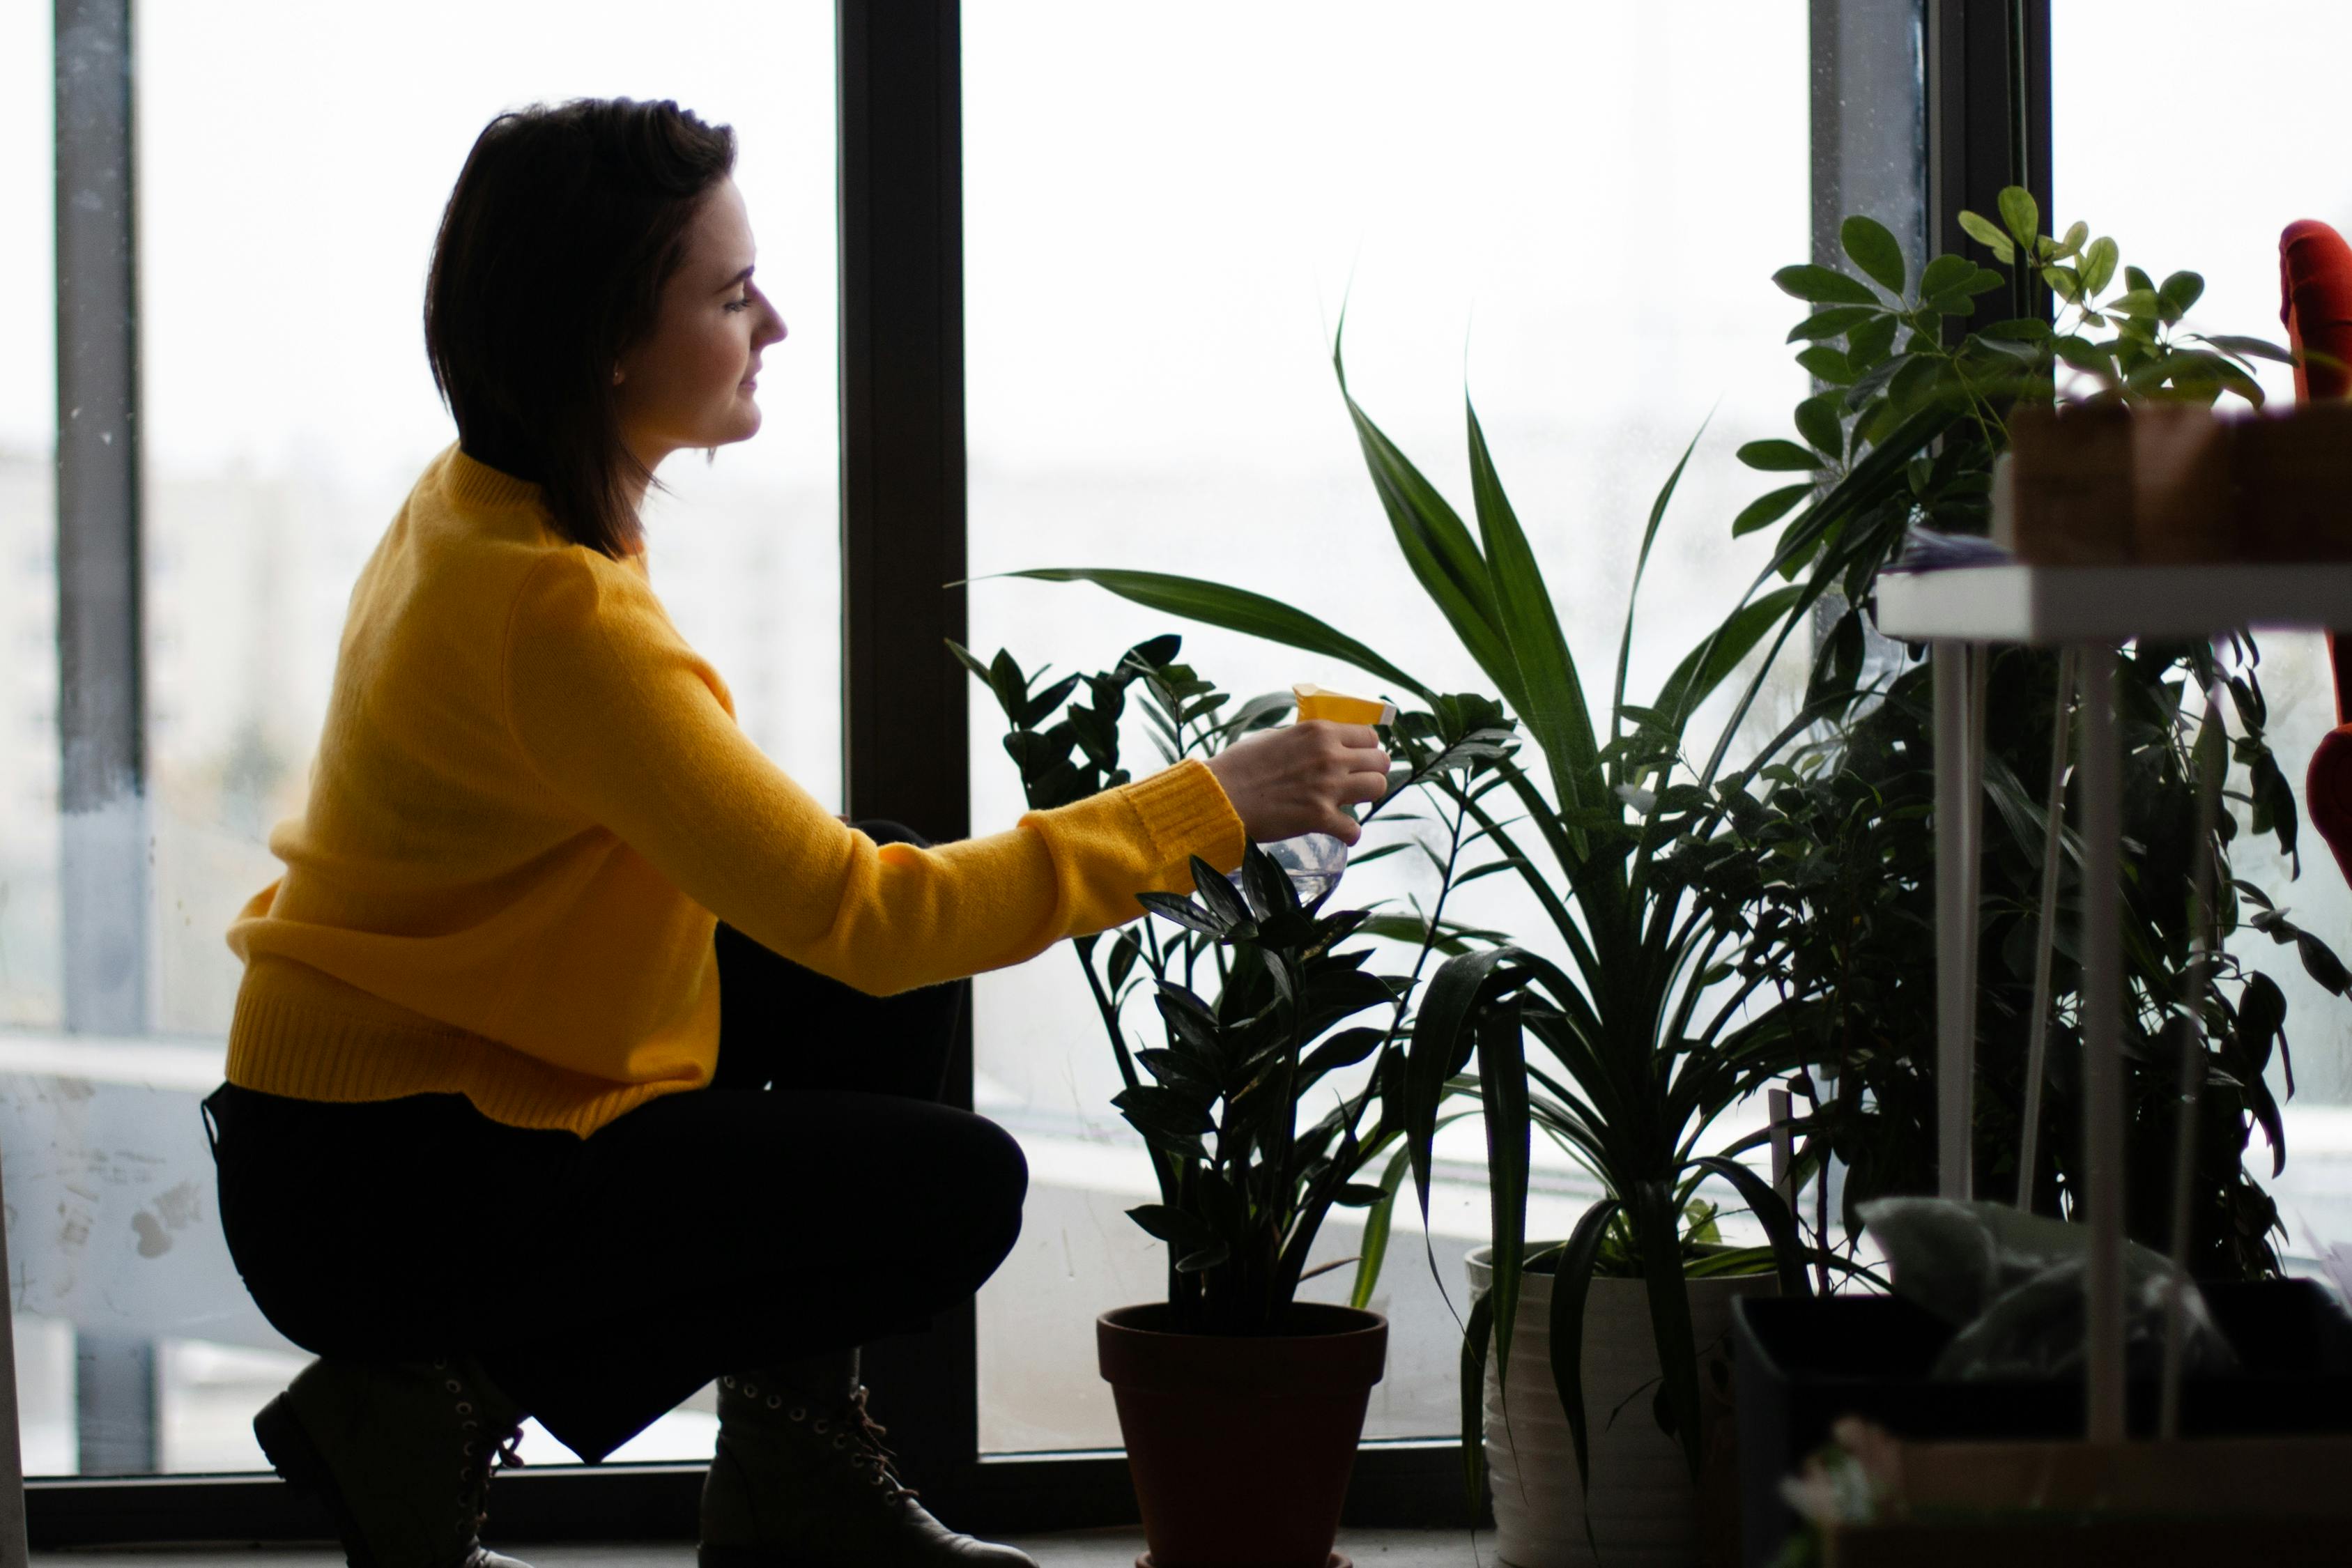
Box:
[963,0,1814,1452]
[2054,0,2352,1243]
[8,0,838,1475]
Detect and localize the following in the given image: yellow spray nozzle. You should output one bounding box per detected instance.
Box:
[1293,683,1396,727]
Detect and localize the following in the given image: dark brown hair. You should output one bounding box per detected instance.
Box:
[424,98,736,557]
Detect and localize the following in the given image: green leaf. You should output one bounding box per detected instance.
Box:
[1476,1001,1532,1387]
[1839,215,1907,293]
[2159,270,2206,323]
[1548,1197,1624,1493]
[1786,305,1878,343]
[1628,1181,1705,1482]
[1112,1084,1214,1144]
[1847,313,1899,369]
[1335,333,1519,707]
[999,569,1432,704]
[2080,236,2119,295]
[1794,345,1856,384]
[2057,220,2089,259]
[1406,948,1515,1224]
[1459,1289,1496,1520]
[1350,1144,1414,1312]
[1772,263,1879,305]
[1794,393,1845,456]
[1919,253,1976,300]
[1732,483,1814,538]
[1688,1155,1813,1298]
[1654,584,1807,729]
[1978,317,2052,342]
[1997,185,2040,249]
[1127,1203,1215,1249]
[1957,212,2014,263]
[1737,440,1824,472]
[1468,398,1606,821]
[2195,333,2294,366]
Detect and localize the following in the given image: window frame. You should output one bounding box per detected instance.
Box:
[24,0,2022,1542]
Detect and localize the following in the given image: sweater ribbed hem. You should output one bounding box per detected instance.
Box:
[1122,758,1247,877]
[225,957,690,1139]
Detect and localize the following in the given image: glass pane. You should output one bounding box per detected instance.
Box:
[2054,0,2352,1246]
[0,0,836,1475]
[967,1,1811,1451]
[1,0,58,1027]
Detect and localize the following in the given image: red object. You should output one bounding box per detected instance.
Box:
[2281,220,2352,884]
[1098,1302,1385,1568]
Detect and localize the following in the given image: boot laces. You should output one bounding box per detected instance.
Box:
[459,1424,525,1534]
[840,1385,918,1504]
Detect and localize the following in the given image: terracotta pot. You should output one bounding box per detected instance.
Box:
[1097,1301,1388,1568]
[1468,1243,1777,1568]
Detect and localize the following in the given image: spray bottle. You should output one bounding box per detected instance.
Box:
[1246,682,1395,903]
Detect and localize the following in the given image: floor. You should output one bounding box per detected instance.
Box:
[30,1533,1496,1567]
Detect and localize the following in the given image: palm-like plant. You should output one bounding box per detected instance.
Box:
[1006,348,1829,1495]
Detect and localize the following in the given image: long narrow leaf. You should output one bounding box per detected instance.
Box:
[1550,1197,1624,1493]
[1468,399,1604,827]
[1476,1000,1532,1385]
[1350,1143,1415,1311]
[1689,1154,1815,1299]
[1334,335,1520,705]
[1613,420,1709,757]
[1405,948,1515,1223]
[1629,1180,1705,1482]
[994,568,1434,703]
[1459,1289,1497,1520]
[1653,584,1808,737]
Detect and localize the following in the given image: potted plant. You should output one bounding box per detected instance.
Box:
[958,637,1511,1567]
[997,381,1828,1565]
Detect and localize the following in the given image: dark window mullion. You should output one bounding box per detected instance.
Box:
[836,0,979,1491]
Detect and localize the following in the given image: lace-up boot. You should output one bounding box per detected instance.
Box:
[700,1353,1037,1567]
[254,1355,530,1568]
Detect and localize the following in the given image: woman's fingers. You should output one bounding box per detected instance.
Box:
[1204,720,1391,845]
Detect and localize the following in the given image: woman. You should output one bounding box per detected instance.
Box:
[201,98,1389,1568]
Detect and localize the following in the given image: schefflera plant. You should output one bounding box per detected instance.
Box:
[955,633,1516,1335]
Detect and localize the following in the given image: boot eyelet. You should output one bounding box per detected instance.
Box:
[463,1419,479,1431]
[743,1383,759,1398]
[832,1434,847,1449]
[463,1443,476,1456]
[445,1380,463,1394]
[788,1407,806,1422]
[813,1420,830,1434]
[456,1401,472,1415]
[766,1395,781,1408]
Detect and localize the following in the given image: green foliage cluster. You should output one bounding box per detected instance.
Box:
[988,183,2338,1512]
[955,635,1514,1336]
[1696,190,2344,1282]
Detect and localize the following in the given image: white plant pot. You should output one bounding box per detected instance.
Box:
[1466,1242,1776,1568]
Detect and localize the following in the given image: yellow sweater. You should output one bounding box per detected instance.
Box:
[226,447,1245,1136]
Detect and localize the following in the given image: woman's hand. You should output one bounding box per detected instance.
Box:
[1204,721,1390,845]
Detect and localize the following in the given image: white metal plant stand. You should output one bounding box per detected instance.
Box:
[1874,560,2352,1446]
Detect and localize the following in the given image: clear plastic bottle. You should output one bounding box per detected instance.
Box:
[1237,684,1395,906]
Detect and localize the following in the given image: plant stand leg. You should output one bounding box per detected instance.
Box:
[1932,640,1981,1200]
[2077,645,2126,1444]
[2017,647,2078,1211]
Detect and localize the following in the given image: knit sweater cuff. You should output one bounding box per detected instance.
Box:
[1123,758,1247,875]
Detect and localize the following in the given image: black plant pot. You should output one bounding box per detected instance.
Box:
[1730,1279,2352,1568]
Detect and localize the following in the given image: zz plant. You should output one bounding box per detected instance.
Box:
[955,635,1512,1335]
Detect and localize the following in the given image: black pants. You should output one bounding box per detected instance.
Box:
[203,825,1026,1463]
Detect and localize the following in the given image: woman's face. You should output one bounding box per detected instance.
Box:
[614,176,787,470]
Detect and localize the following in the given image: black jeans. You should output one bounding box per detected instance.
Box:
[203,824,1025,1463]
